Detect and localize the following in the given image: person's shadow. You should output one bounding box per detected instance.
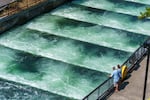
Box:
[119,81,129,91]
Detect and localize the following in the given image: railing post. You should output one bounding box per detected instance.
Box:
[143,40,150,100]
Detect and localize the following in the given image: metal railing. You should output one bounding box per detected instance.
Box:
[83,38,149,100]
[0,0,46,18]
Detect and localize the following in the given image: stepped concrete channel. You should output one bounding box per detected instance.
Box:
[0,0,150,100]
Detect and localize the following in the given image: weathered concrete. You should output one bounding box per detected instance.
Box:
[0,0,72,33]
[108,56,150,100]
[0,0,15,7]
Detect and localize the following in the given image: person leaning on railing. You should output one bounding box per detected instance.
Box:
[109,66,120,92]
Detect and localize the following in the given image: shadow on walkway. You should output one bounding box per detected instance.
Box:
[119,81,129,91]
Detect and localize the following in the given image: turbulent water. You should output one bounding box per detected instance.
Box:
[0,78,73,100]
[0,0,149,99]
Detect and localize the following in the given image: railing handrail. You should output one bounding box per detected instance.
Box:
[121,43,145,70]
[83,38,149,100]
[83,77,112,99]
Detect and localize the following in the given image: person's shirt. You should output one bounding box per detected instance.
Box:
[117,68,121,78]
[111,70,120,82]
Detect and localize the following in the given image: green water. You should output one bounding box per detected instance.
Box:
[73,0,149,16]
[0,26,130,73]
[0,0,149,99]
[51,4,150,35]
[27,15,147,52]
[0,45,108,99]
[125,0,150,5]
[0,79,73,100]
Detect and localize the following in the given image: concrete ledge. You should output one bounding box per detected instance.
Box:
[0,0,72,33]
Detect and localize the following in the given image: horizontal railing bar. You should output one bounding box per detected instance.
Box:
[83,77,112,100]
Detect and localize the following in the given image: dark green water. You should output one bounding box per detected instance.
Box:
[0,0,149,99]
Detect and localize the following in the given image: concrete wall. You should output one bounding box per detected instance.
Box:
[0,0,72,33]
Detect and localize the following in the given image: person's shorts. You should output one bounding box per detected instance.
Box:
[114,79,119,85]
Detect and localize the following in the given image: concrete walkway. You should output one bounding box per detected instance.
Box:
[108,56,150,100]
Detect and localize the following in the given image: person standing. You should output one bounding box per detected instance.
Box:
[117,64,122,89]
[117,64,121,79]
[110,66,120,92]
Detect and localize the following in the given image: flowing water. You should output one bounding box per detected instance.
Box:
[0,0,149,99]
[72,0,149,16]
[27,15,147,52]
[51,4,150,35]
